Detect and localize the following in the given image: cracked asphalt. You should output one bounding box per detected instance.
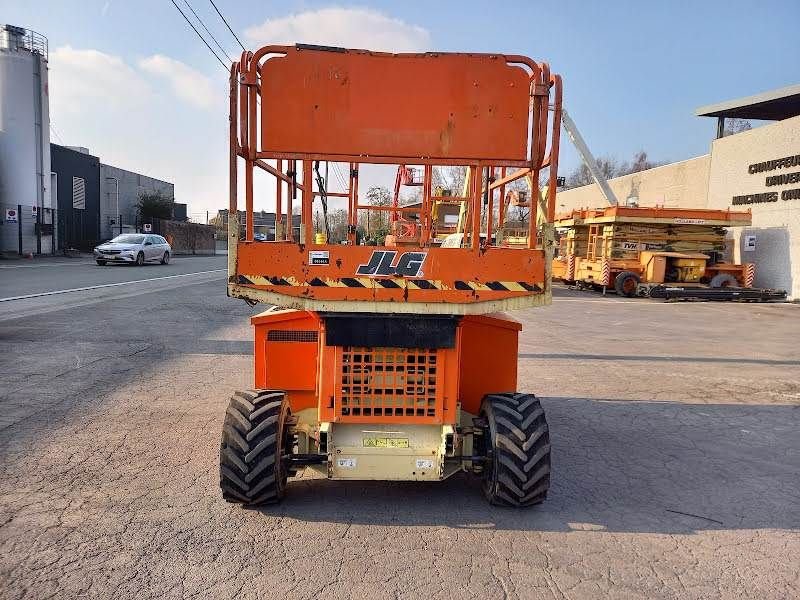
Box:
[1,256,798,599]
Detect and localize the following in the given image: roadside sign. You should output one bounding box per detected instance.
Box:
[5,208,17,222]
[31,205,38,217]
[143,223,152,232]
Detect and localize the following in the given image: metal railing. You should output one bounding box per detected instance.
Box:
[1,25,48,60]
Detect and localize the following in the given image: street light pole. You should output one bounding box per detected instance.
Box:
[106,176,120,237]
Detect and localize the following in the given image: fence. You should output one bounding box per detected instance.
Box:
[148,218,216,255]
[0,203,58,256]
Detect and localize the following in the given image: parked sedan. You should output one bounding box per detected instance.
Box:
[94,234,171,266]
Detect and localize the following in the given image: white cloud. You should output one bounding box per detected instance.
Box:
[139,54,216,110]
[244,7,431,53]
[48,46,227,217]
[44,5,432,219]
[49,46,152,115]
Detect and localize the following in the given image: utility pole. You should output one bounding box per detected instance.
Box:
[106,176,120,236]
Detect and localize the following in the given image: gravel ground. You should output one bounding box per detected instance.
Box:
[1,277,798,599]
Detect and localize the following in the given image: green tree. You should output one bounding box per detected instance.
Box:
[137,192,175,220]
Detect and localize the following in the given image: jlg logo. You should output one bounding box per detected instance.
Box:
[356,251,426,277]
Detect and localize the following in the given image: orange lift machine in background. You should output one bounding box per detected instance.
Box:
[221,45,562,507]
[551,206,787,301]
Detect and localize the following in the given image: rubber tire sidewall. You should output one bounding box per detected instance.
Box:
[161,251,170,265]
[219,390,292,505]
[135,252,145,266]
[481,399,503,502]
[709,273,738,288]
[614,271,640,297]
[479,393,551,507]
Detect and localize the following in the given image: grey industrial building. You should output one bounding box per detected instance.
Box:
[49,144,180,251]
[100,163,176,240]
[50,145,101,250]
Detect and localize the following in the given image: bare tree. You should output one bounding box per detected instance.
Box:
[565,150,665,189]
[362,186,391,242]
[628,150,656,174]
[565,156,623,189]
[327,209,349,243]
[723,118,752,137]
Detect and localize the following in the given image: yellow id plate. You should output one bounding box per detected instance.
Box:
[363,437,409,448]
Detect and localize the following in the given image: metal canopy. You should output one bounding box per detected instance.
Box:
[695,84,800,121]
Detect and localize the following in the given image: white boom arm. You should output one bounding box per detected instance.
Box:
[561,109,620,207]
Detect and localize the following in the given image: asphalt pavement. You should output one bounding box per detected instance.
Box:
[0,254,225,299]
[0,261,798,599]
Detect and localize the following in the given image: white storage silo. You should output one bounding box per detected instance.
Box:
[0,24,52,253]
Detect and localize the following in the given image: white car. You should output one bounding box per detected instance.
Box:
[94,234,171,266]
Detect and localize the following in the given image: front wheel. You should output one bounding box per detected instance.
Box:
[96,260,106,266]
[480,393,551,507]
[709,273,738,288]
[160,251,170,265]
[614,271,640,297]
[220,390,293,506]
[135,251,145,266]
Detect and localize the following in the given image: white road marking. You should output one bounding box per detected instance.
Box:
[0,262,92,269]
[0,269,226,303]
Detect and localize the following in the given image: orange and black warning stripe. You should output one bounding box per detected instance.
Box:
[237,275,541,293]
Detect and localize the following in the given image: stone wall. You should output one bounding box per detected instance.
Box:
[155,219,215,255]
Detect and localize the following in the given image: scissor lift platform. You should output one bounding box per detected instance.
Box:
[220,44,563,507]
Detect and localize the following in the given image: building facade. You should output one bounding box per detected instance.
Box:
[51,145,101,251]
[100,163,174,239]
[50,145,178,251]
[705,115,800,298]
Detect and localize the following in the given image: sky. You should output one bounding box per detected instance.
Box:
[2,0,798,220]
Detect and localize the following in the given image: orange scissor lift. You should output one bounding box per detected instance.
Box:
[221,44,562,506]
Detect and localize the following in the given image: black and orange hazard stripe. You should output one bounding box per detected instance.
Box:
[237,275,541,292]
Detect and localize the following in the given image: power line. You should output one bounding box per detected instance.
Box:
[169,0,228,71]
[182,0,234,63]
[331,163,348,191]
[208,0,246,52]
[49,122,64,144]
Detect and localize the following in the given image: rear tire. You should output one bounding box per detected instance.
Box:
[614,271,640,297]
[480,393,551,507]
[96,260,106,266]
[709,273,738,288]
[160,251,170,265]
[220,390,292,506]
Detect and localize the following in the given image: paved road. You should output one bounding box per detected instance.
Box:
[0,272,798,599]
[0,254,226,299]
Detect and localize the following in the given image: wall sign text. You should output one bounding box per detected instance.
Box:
[733,152,800,205]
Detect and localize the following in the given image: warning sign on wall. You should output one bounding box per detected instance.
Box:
[5,208,17,223]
